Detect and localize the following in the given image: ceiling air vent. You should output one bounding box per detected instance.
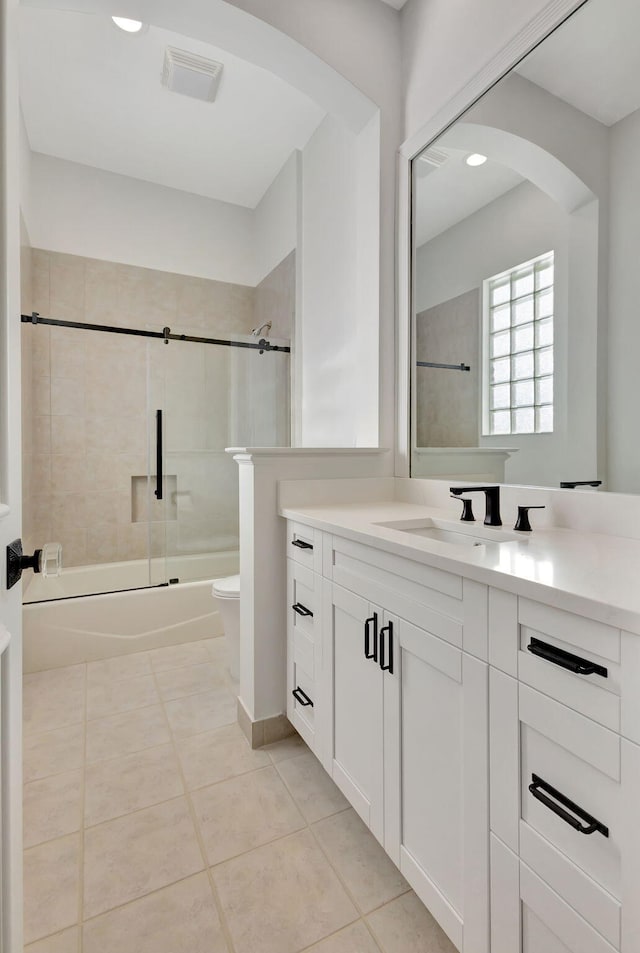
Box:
[415,147,449,178]
[162,47,224,103]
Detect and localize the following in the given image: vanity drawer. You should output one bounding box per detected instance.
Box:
[520,862,618,953]
[287,560,320,647]
[490,835,618,953]
[518,602,620,732]
[287,521,323,573]
[519,684,621,904]
[288,662,315,748]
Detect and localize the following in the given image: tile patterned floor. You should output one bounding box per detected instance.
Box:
[23,637,457,953]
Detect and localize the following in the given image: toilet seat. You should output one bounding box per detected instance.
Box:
[212,575,240,599]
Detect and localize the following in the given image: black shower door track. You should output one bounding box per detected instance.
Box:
[21,313,291,353]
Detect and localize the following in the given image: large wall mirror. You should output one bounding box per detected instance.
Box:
[410,0,640,492]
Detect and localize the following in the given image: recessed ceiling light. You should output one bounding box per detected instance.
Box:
[466,153,488,167]
[111,16,145,33]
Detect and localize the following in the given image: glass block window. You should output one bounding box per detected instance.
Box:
[483,252,554,435]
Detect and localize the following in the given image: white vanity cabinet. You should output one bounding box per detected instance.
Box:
[286,522,490,953]
[489,592,640,953]
[322,583,385,840]
[284,511,640,953]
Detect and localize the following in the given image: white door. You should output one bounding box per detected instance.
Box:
[325,582,384,841]
[385,615,489,953]
[0,0,25,947]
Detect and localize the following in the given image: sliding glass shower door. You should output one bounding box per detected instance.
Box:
[148,328,291,587]
[23,315,290,604]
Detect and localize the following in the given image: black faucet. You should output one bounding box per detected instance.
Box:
[450,486,502,526]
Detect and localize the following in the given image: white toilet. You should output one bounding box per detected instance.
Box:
[211,575,240,680]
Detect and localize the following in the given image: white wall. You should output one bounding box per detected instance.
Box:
[19,108,32,240]
[415,182,566,314]
[253,150,299,286]
[28,152,257,285]
[401,0,554,140]
[299,115,358,446]
[608,107,640,492]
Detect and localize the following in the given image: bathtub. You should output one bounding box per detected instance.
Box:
[23,551,239,673]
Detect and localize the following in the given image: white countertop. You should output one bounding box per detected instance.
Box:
[280,500,640,633]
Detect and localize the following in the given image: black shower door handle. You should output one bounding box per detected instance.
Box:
[155,409,163,500]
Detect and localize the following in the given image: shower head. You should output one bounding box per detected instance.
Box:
[251,321,272,337]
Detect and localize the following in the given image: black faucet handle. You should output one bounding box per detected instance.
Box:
[514,505,545,532]
[451,495,475,522]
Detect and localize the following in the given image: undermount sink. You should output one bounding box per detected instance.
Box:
[374,518,519,548]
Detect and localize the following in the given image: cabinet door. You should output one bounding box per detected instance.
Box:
[324,582,384,841]
[385,615,489,953]
[491,837,617,953]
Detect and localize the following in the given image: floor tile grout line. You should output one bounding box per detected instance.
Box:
[151,661,238,953]
[78,869,219,929]
[304,800,412,947]
[266,746,310,766]
[270,746,414,935]
[81,738,277,833]
[23,764,84,799]
[23,716,85,740]
[84,696,165,726]
[296,919,385,953]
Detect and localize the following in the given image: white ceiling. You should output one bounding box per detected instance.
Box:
[516,0,640,126]
[379,0,408,9]
[414,148,523,247]
[19,7,327,208]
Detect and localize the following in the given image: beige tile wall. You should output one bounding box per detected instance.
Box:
[23,250,293,569]
[253,251,295,341]
[415,288,480,447]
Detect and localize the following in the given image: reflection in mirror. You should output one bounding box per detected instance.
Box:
[411,0,640,492]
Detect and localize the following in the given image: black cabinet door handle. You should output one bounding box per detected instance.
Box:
[292,687,314,707]
[527,637,608,678]
[154,409,163,500]
[291,539,313,550]
[529,774,609,838]
[292,603,313,618]
[379,621,394,674]
[364,613,378,661]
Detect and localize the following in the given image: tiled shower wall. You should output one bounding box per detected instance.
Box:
[21,249,294,569]
[415,289,480,447]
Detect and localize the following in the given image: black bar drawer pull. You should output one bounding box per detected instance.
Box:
[292,687,314,707]
[527,637,608,678]
[529,774,609,838]
[364,613,378,661]
[292,603,313,618]
[291,539,313,550]
[379,621,394,675]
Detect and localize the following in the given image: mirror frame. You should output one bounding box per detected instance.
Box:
[395,0,589,480]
